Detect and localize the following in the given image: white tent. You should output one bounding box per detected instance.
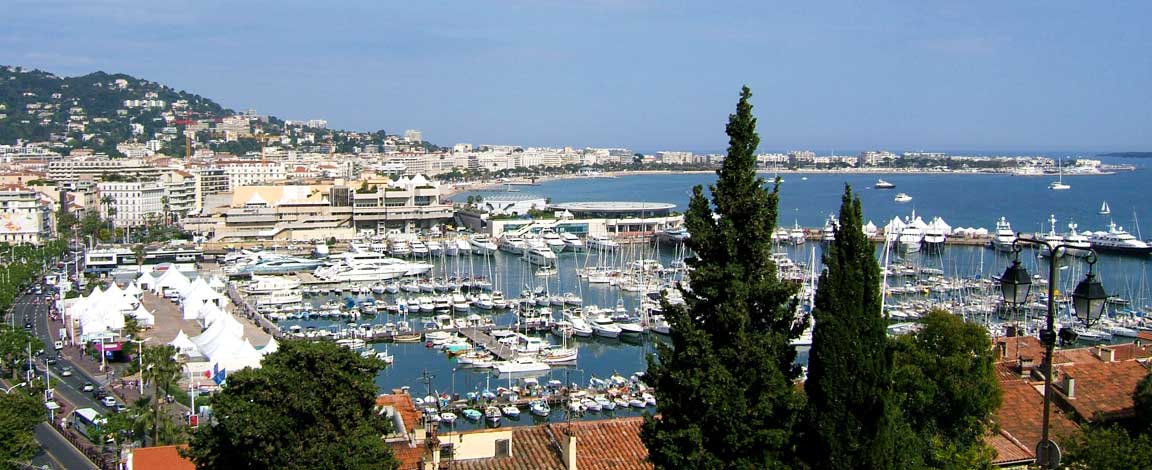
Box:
[128,304,155,328]
[259,337,279,356]
[184,279,224,305]
[154,269,191,295]
[212,338,264,372]
[863,220,878,237]
[182,297,209,321]
[125,282,143,298]
[169,330,202,358]
[136,271,156,291]
[207,276,226,292]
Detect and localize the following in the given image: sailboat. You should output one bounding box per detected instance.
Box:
[1048,157,1070,190]
[1099,201,1111,215]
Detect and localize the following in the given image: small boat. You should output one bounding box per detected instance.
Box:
[462,409,483,421]
[1049,157,1070,191]
[582,398,601,412]
[501,405,521,418]
[595,395,616,410]
[1099,201,1111,215]
[874,179,896,189]
[894,193,912,203]
[439,412,458,425]
[484,406,502,424]
[529,400,550,417]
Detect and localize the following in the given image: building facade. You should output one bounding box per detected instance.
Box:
[0,187,53,244]
[97,181,164,227]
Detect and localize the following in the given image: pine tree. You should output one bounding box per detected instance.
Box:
[642,86,805,469]
[802,185,895,469]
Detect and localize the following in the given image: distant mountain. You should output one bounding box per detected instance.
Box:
[1098,152,1152,159]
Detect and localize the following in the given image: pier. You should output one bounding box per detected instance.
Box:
[458,327,517,360]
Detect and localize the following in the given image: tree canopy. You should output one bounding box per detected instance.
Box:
[642,86,804,469]
[0,388,42,470]
[890,309,1002,468]
[803,185,896,469]
[182,340,398,470]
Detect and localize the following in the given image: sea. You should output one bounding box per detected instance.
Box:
[281,157,1152,430]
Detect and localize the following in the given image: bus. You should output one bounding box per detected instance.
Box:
[72,408,111,444]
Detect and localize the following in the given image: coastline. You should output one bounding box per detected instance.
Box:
[442,167,1125,197]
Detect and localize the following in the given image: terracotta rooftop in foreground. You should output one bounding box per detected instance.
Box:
[377,392,423,435]
[450,417,652,470]
[988,428,1034,466]
[1054,360,1150,422]
[995,379,1080,452]
[128,445,196,470]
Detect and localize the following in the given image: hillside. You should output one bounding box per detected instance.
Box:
[1098,152,1152,159]
[0,65,437,157]
[0,65,235,154]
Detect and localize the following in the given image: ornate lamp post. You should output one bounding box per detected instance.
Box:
[998,238,1109,469]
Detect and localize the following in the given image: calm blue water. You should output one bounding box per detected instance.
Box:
[295,164,1152,429]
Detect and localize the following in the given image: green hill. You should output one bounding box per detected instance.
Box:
[0,65,233,154]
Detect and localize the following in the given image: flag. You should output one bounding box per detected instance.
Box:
[212,363,227,386]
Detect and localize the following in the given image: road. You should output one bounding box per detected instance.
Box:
[10,291,106,469]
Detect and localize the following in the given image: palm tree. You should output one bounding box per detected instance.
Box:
[100,195,117,239]
[141,344,181,444]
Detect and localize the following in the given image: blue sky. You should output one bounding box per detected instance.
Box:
[3,1,1150,153]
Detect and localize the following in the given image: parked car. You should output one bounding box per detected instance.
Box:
[81,381,94,392]
[100,396,117,408]
[93,388,107,399]
[59,366,73,377]
[45,356,57,366]
[53,341,63,350]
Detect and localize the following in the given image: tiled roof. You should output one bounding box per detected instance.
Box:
[993,335,1044,365]
[1054,360,1150,422]
[987,428,1034,466]
[130,445,196,470]
[377,392,422,434]
[388,441,426,470]
[996,379,1080,451]
[450,417,652,470]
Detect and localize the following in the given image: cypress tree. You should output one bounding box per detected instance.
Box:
[802,185,895,469]
[642,86,805,469]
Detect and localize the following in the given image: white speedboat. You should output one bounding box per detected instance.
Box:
[894,193,912,203]
[820,215,837,245]
[426,240,443,257]
[560,232,586,251]
[590,315,622,338]
[875,179,896,189]
[789,222,806,245]
[501,405,521,418]
[529,400,550,417]
[410,240,430,257]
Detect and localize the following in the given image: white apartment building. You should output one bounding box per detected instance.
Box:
[0,187,53,244]
[404,129,423,143]
[48,158,162,184]
[220,161,286,188]
[97,181,164,227]
[657,151,694,165]
[159,170,197,218]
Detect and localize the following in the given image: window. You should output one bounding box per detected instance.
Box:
[495,439,510,457]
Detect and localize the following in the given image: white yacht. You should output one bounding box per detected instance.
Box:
[874,179,896,189]
[495,357,551,375]
[922,217,949,253]
[539,229,567,253]
[469,234,498,255]
[524,246,557,267]
[388,240,412,257]
[565,309,594,337]
[255,289,303,307]
[426,240,443,256]
[820,215,838,245]
[497,235,527,255]
[789,222,806,245]
[314,257,434,282]
[990,217,1017,252]
[1039,215,1066,258]
[410,240,430,257]
[1063,221,1092,258]
[897,224,924,253]
[590,314,622,338]
[454,238,472,256]
[560,232,586,251]
[245,276,302,294]
[1049,158,1070,190]
[587,234,619,251]
[894,193,913,203]
[1087,222,1152,256]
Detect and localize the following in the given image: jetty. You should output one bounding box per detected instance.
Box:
[458,327,517,360]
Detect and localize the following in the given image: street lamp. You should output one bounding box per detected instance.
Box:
[998,236,1109,469]
[2,382,27,394]
[129,337,151,391]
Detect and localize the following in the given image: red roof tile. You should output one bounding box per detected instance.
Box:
[130,445,196,470]
[377,392,422,434]
[996,379,1080,451]
[449,417,652,470]
[987,428,1034,466]
[1054,360,1150,422]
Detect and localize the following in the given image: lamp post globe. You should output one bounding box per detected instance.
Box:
[1072,272,1108,327]
[999,258,1032,306]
